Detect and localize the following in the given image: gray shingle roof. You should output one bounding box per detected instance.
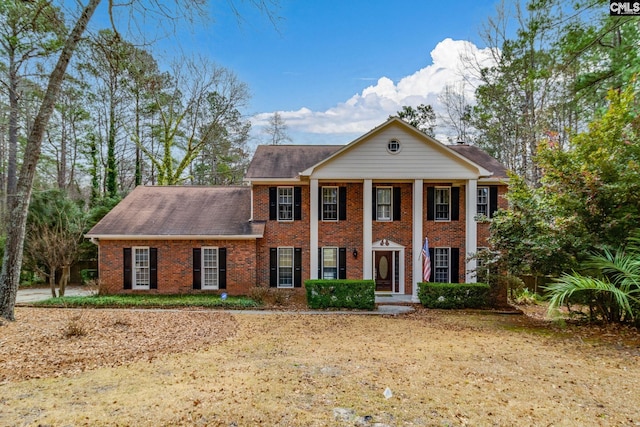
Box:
[245,145,342,179]
[86,186,264,238]
[245,143,508,180]
[449,144,509,179]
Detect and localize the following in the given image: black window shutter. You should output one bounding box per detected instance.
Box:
[123,248,132,289]
[339,187,347,221]
[318,187,323,219]
[451,248,460,283]
[318,248,322,278]
[294,186,302,220]
[428,248,435,282]
[219,248,227,290]
[294,247,302,288]
[489,186,499,218]
[372,187,377,220]
[427,187,434,221]
[451,187,460,221]
[150,248,158,289]
[338,247,347,279]
[269,248,277,287]
[269,187,277,220]
[393,187,401,221]
[193,248,201,289]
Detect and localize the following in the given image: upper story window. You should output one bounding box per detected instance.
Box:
[435,187,450,221]
[376,187,392,221]
[322,187,338,221]
[477,187,489,217]
[387,139,401,154]
[278,187,293,221]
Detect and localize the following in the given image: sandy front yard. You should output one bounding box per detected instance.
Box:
[1,306,639,426]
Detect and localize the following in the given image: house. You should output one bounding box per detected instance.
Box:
[86,117,508,302]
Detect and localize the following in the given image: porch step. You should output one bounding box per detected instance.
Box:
[374,294,416,305]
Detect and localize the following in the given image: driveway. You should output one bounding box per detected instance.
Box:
[16,286,95,303]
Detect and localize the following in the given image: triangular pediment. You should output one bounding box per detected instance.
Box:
[301,118,491,180]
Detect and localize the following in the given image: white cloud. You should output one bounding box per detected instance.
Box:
[252,38,496,143]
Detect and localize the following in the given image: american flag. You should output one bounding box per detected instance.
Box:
[421,237,431,282]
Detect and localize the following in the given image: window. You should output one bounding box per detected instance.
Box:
[477,187,489,217]
[321,247,338,279]
[387,139,401,153]
[278,247,294,288]
[476,247,490,281]
[435,187,450,221]
[133,247,150,289]
[434,248,450,283]
[278,187,293,221]
[202,247,219,289]
[322,187,338,221]
[376,187,392,221]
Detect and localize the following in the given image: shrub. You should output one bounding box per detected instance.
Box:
[80,269,98,285]
[418,282,490,309]
[305,280,375,310]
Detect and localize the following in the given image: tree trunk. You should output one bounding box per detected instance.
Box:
[60,265,70,297]
[49,267,58,298]
[0,0,101,322]
[8,52,18,196]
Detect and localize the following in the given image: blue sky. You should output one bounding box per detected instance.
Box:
[92,0,502,145]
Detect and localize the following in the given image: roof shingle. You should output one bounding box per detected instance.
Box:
[86,186,264,238]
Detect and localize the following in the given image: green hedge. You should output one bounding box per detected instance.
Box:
[418,282,490,309]
[305,280,375,310]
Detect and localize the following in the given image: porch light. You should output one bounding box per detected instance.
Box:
[352,248,358,259]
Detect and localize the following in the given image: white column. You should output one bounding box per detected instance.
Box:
[466,179,478,283]
[412,179,423,302]
[363,179,373,279]
[310,179,319,279]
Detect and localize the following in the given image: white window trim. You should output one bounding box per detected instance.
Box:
[321,246,339,280]
[376,186,393,222]
[201,247,219,290]
[434,186,451,222]
[132,246,150,290]
[477,187,489,217]
[434,247,451,283]
[387,139,401,154]
[277,247,295,288]
[321,186,339,222]
[277,186,294,222]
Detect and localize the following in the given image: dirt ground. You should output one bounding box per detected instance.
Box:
[1,305,639,426]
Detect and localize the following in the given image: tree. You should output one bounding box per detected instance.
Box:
[0,0,102,322]
[23,189,86,298]
[438,82,475,144]
[546,237,640,324]
[490,86,640,281]
[0,0,65,218]
[191,105,251,185]
[262,111,291,145]
[137,58,250,185]
[0,0,278,322]
[558,0,640,118]
[80,29,137,198]
[394,104,436,137]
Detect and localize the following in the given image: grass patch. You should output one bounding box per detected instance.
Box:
[31,293,261,309]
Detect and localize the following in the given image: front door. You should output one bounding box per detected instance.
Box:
[375,251,393,292]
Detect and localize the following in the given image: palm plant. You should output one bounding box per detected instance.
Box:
[546,237,640,323]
